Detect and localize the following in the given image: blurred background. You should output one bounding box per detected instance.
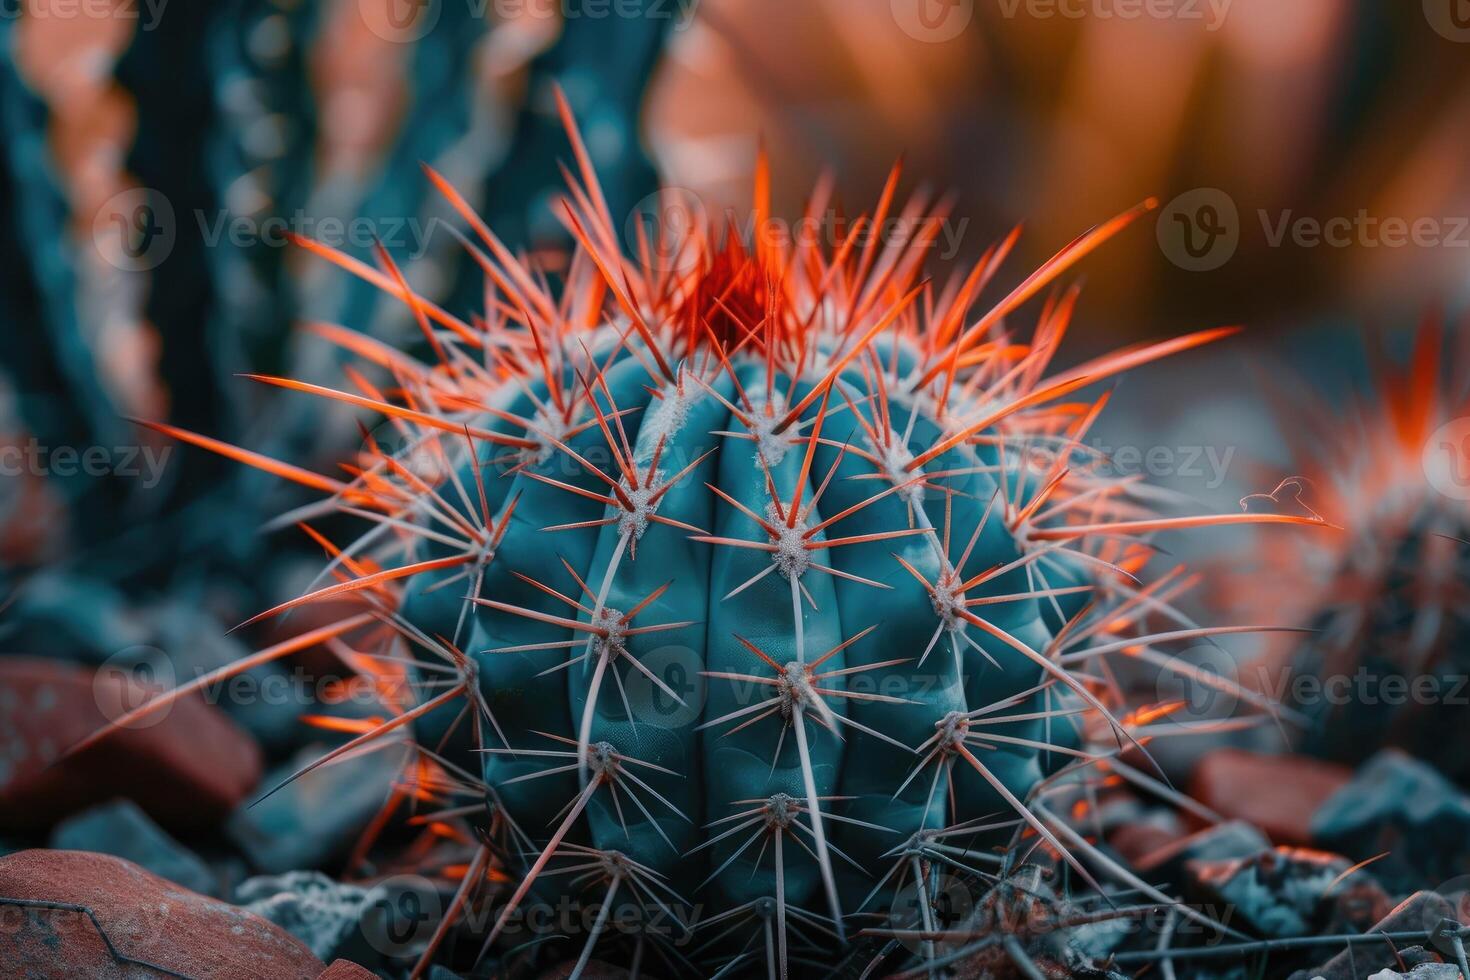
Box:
[2,0,1470,739]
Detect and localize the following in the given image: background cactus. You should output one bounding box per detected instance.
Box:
[1241,321,1470,782]
[100,99,1327,977]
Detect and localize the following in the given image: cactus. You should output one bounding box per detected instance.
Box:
[0,22,131,557]
[1245,320,1470,781]
[94,99,1323,977]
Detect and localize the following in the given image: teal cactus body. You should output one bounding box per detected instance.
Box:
[400,338,1058,943]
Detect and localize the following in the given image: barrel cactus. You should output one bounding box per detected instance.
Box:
[1242,321,1470,781]
[96,96,1320,977]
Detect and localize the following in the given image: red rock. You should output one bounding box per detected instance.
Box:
[1108,821,1186,866]
[1189,749,1351,845]
[318,960,379,979]
[0,657,262,833]
[0,849,325,978]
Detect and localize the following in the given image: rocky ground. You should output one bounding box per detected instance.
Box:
[3,604,1470,978]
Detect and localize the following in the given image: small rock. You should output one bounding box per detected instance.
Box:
[50,799,217,896]
[1,572,151,661]
[227,742,404,873]
[1107,812,1186,867]
[1186,846,1350,937]
[0,849,325,978]
[1190,749,1351,845]
[1312,749,1470,889]
[238,871,375,962]
[1320,876,1395,935]
[1134,820,1270,886]
[1289,891,1457,980]
[1366,966,1463,980]
[0,657,262,833]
